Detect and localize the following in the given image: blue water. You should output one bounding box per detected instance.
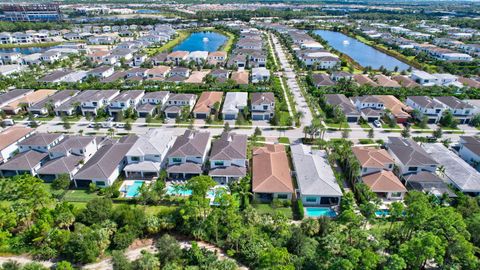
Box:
[375,209,390,217]
[305,207,337,218]
[136,9,160,14]
[313,30,411,71]
[173,32,227,52]
[166,185,193,196]
[125,181,144,198]
[0,47,49,55]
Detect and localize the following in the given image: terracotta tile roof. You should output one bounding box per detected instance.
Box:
[374,95,412,119]
[231,71,249,85]
[2,89,56,111]
[354,74,378,87]
[0,126,34,151]
[352,146,394,168]
[362,170,407,192]
[252,144,293,194]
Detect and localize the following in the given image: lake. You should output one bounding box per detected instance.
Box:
[313,30,410,71]
[0,47,50,55]
[173,31,227,52]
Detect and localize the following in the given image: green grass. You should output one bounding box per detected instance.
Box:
[325,121,349,129]
[0,41,61,49]
[278,137,290,144]
[382,123,401,129]
[36,116,55,121]
[359,122,371,129]
[63,189,101,202]
[63,115,82,123]
[254,203,293,219]
[359,139,375,145]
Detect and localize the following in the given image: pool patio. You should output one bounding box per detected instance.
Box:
[119,180,151,198]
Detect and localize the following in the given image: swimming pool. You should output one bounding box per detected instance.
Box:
[305,207,337,218]
[125,181,144,198]
[375,209,390,217]
[166,185,193,196]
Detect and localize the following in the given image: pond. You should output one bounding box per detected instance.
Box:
[313,30,411,71]
[0,47,50,55]
[173,31,227,52]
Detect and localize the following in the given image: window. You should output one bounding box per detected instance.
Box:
[390,192,402,198]
[172,157,182,163]
[214,161,224,166]
[96,181,106,187]
[131,156,140,162]
[408,167,418,171]
[277,194,288,199]
[263,105,268,110]
[306,197,317,203]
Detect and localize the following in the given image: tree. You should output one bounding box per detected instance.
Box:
[112,250,132,270]
[439,110,458,128]
[52,174,71,190]
[133,251,160,270]
[124,121,132,131]
[367,128,374,139]
[62,117,71,130]
[55,261,74,270]
[470,113,480,127]
[78,197,113,225]
[432,127,443,139]
[341,128,350,139]
[156,234,182,265]
[383,254,407,270]
[399,232,445,269]
[401,126,410,138]
[254,126,262,137]
[223,122,231,132]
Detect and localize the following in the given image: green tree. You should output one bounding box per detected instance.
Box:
[432,127,443,139]
[156,234,182,265]
[133,251,160,270]
[78,197,113,225]
[439,110,458,128]
[52,174,71,190]
[55,261,74,270]
[125,121,132,131]
[112,250,132,270]
[367,128,374,139]
[401,126,410,138]
[399,232,445,269]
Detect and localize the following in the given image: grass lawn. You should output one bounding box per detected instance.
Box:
[382,123,401,129]
[63,115,82,123]
[37,116,55,121]
[254,203,293,219]
[325,121,349,129]
[359,122,371,129]
[0,41,61,49]
[278,137,290,144]
[359,139,375,145]
[63,189,101,202]
[411,124,432,131]
[11,115,26,121]
[146,30,189,56]
[218,30,236,53]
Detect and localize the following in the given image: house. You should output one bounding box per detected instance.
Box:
[392,75,420,88]
[136,91,170,117]
[0,126,35,164]
[374,95,412,123]
[0,150,48,177]
[209,132,248,184]
[458,136,480,171]
[0,52,21,64]
[324,94,361,122]
[40,51,61,63]
[222,92,248,120]
[18,133,64,153]
[108,90,144,117]
[27,90,79,115]
[406,96,445,124]
[228,54,247,69]
[145,66,170,79]
[21,53,42,65]
[311,73,335,87]
[373,74,401,88]
[80,89,120,116]
[251,92,275,121]
[458,77,480,88]
[166,130,211,179]
[248,51,267,68]
[252,144,293,201]
[331,71,353,82]
[126,68,148,79]
[151,53,168,66]
[167,51,189,65]
[404,171,456,198]
[386,137,438,176]
[434,96,474,124]
[432,73,462,87]
[168,67,190,78]
[38,70,76,83]
[351,96,384,122]
[37,155,84,182]
[73,135,137,187]
[101,71,127,83]
[207,51,227,65]
[87,65,114,78]
[0,89,34,108]
[47,135,98,160]
[0,65,28,76]
[87,51,110,63]
[124,130,175,179]
[352,146,406,200]
[422,143,480,195]
[164,94,197,119]
[187,51,208,64]
[87,34,118,45]
[353,74,378,87]
[231,71,249,85]
[209,69,230,83]
[193,91,223,119]
[1,89,57,115]
[411,70,437,86]
[291,144,342,206]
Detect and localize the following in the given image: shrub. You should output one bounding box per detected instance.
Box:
[295,199,305,220]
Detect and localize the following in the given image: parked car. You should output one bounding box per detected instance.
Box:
[116,123,125,128]
[101,122,114,128]
[373,120,381,128]
[1,119,15,127]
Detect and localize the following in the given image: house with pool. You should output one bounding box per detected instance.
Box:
[290,144,343,206]
[73,135,137,187]
[208,132,248,185]
[123,130,175,179]
[166,130,211,180]
[252,144,293,201]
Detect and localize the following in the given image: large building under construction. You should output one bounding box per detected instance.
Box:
[1,3,62,22]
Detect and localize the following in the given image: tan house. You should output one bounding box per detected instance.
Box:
[392,75,420,88]
[0,126,35,164]
[2,89,57,114]
[207,51,227,65]
[145,66,171,79]
[374,74,401,88]
[374,95,412,124]
[352,146,406,200]
[353,74,378,87]
[252,144,293,201]
[167,51,189,65]
[193,91,223,119]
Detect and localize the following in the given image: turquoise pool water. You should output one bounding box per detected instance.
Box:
[305,207,337,218]
[375,209,390,217]
[173,31,227,52]
[166,185,193,196]
[125,181,144,198]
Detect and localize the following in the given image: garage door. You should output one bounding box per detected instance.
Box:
[139,112,148,118]
[428,118,436,124]
[196,113,207,119]
[252,114,264,120]
[224,114,236,120]
[347,117,358,122]
[75,179,92,188]
[367,117,377,122]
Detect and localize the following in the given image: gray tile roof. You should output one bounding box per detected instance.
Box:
[210,132,247,160]
[49,136,95,154]
[111,90,144,102]
[73,135,137,180]
[435,96,474,110]
[291,144,343,197]
[18,133,63,147]
[167,130,210,158]
[407,96,444,109]
[421,143,480,193]
[0,89,33,106]
[460,136,480,156]
[142,91,169,100]
[37,155,83,175]
[387,137,438,167]
[325,94,360,116]
[0,150,48,171]
[126,130,174,157]
[251,92,274,105]
[29,90,79,110]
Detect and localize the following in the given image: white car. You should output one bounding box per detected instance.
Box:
[373,120,381,128]
[116,123,125,128]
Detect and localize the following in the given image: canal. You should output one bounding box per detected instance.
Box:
[173,31,227,52]
[0,47,50,55]
[313,30,410,71]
